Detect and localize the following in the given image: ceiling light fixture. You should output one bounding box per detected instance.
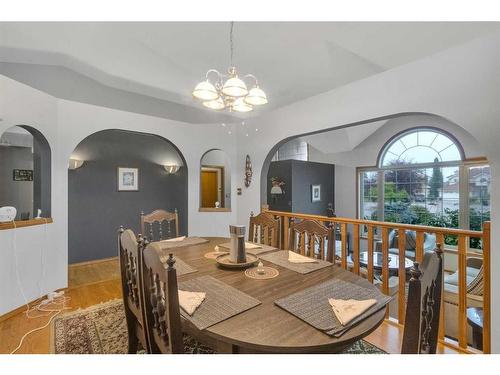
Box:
[68,158,84,170]
[192,22,268,113]
[164,164,181,174]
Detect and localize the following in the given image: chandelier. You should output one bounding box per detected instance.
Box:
[192,22,268,113]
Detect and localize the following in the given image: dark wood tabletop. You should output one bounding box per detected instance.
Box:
[165,237,386,353]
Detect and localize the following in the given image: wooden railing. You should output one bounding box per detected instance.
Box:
[263,209,491,354]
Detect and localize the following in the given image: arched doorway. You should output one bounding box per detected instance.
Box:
[67,129,187,264]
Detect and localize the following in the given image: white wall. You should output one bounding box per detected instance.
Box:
[234,33,500,351]
[0,75,237,316]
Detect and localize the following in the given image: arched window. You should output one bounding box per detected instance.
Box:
[360,127,490,247]
[379,128,463,167]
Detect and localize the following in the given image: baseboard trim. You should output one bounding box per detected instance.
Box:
[0,287,68,323]
[68,256,118,268]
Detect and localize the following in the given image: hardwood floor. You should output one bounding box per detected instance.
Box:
[0,258,460,354]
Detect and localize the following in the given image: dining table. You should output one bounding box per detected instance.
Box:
[164,237,387,354]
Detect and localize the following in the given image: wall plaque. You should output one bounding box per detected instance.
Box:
[13,169,33,181]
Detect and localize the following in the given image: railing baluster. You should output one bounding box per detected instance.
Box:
[415,231,424,263]
[458,235,468,349]
[341,223,347,269]
[367,225,374,283]
[398,228,406,325]
[353,224,360,275]
[435,232,445,342]
[381,227,389,318]
[483,221,491,353]
[283,216,289,250]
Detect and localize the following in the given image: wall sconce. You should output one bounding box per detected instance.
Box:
[68,158,85,170]
[164,164,181,174]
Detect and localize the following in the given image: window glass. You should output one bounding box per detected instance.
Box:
[381,129,461,166]
[360,171,378,221]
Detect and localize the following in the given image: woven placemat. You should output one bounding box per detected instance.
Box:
[157,236,209,250]
[275,278,392,337]
[178,275,261,330]
[259,250,332,274]
[218,242,279,256]
[166,257,197,276]
[245,266,279,280]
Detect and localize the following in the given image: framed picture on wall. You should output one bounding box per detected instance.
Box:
[13,169,34,181]
[311,184,321,202]
[117,167,139,191]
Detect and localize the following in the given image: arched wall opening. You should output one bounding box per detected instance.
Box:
[0,124,51,219]
[199,149,232,210]
[67,129,187,264]
[260,113,486,219]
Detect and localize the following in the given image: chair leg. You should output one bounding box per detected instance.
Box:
[127,335,139,354]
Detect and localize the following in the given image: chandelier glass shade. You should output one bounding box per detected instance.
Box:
[192,67,267,112]
[192,80,219,101]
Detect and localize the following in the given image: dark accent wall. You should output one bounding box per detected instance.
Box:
[0,146,33,219]
[267,160,334,216]
[267,160,293,211]
[68,130,187,264]
[291,160,335,215]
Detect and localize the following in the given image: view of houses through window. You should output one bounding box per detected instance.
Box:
[359,128,490,249]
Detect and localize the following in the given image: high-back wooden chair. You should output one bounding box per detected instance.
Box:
[118,227,149,353]
[248,211,280,248]
[141,209,179,242]
[142,243,184,353]
[401,244,444,354]
[288,219,334,261]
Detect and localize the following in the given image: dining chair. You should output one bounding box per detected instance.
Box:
[401,244,444,354]
[118,227,149,353]
[288,218,334,261]
[141,242,216,354]
[248,211,280,248]
[140,209,179,242]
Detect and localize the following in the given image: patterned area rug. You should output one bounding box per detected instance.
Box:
[51,299,385,354]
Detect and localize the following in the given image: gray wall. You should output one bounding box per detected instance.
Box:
[267,160,335,215]
[291,160,335,215]
[0,146,33,219]
[68,129,188,264]
[267,160,293,211]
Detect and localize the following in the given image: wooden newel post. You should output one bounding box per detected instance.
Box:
[166,254,183,353]
[483,221,491,353]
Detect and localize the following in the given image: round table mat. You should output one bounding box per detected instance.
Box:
[204,251,229,259]
[245,266,279,280]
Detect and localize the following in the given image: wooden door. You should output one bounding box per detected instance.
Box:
[201,170,218,207]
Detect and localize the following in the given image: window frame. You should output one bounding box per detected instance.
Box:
[357,158,489,233]
[377,127,465,168]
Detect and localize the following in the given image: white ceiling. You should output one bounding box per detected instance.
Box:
[1,22,499,120]
[300,120,387,153]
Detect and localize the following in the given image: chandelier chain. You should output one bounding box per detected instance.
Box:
[229,21,234,67]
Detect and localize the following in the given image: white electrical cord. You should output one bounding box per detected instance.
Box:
[9,218,71,354]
